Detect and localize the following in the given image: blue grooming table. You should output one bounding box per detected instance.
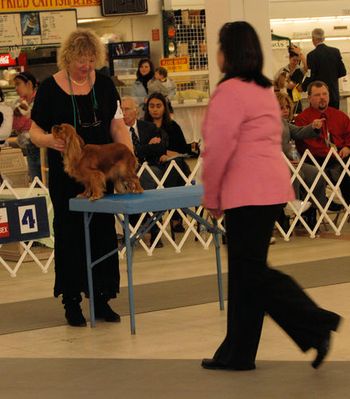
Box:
[69,184,224,334]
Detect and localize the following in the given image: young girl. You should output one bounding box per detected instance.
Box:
[12,71,41,181]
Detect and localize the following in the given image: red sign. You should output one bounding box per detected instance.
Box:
[0,223,10,238]
[0,208,9,238]
[152,29,160,41]
[0,54,17,67]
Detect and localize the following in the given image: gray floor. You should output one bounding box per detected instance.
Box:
[1,232,350,398]
[1,358,349,399]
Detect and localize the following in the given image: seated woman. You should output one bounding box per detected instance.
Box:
[131,58,155,119]
[144,92,197,232]
[277,92,341,230]
[12,71,42,182]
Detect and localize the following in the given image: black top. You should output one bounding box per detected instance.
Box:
[287,68,304,98]
[303,43,347,108]
[31,72,120,298]
[162,120,191,154]
[32,73,119,183]
[135,119,168,165]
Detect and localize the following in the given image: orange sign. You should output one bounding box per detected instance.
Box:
[0,0,99,12]
[160,57,189,73]
[152,28,160,41]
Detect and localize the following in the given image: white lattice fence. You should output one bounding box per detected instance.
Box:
[0,177,54,277]
[278,149,350,240]
[1,151,349,276]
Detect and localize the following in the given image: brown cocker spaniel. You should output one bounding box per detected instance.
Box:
[52,123,143,200]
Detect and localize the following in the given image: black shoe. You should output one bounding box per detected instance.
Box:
[201,358,256,371]
[311,314,342,369]
[312,336,330,369]
[304,207,317,229]
[94,298,121,323]
[150,229,164,248]
[151,238,164,248]
[171,222,185,233]
[328,202,343,212]
[64,304,87,327]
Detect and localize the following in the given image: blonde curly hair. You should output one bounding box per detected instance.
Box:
[275,92,294,121]
[57,28,105,70]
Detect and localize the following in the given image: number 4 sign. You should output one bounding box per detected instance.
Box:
[18,205,38,234]
[0,197,49,244]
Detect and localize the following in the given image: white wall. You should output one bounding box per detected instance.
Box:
[205,0,273,93]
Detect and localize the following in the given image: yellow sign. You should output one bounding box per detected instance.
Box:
[0,0,100,12]
[160,56,189,73]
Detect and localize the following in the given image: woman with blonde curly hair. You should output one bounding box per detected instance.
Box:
[30,28,132,327]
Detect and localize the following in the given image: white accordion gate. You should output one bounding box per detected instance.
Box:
[0,150,349,276]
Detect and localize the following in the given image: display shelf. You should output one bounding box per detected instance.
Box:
[163,9,208,71]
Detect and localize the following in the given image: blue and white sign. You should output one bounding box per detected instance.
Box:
[18,204,38,234]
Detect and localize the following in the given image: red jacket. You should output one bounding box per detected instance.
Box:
[295,106,350,157]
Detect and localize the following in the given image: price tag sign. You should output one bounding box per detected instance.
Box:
[0,197,49,244]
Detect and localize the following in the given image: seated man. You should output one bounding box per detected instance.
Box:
[121,96,168,247]
[295,81,350,207]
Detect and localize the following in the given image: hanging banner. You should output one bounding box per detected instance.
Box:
[0,0,100,12]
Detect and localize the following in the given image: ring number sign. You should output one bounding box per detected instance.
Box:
[19,205,38,234]
[0,197,49,244]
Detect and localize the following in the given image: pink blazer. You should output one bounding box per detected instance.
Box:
[202,78,294,210]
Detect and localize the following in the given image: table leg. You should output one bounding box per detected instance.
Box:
[84,212,96,327]
[124,214,136,334]
[213,218,224,310]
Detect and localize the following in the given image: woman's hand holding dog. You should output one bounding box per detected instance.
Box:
[47,134,66,152]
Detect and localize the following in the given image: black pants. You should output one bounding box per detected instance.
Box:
[213,204,340,367]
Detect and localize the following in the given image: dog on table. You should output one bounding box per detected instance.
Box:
[52,123,143,200]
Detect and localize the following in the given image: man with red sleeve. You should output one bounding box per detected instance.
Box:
[295,80,350,205]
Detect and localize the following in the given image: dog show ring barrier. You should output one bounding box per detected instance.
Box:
[1,149,350,276]
[0,196,50,275]
[69,184,225,334]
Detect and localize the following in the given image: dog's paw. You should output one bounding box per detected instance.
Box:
[77,192,90,199]
[89,194,103,201]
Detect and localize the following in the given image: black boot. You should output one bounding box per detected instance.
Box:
[62,295,86,327]
[94,293,121,323]
[304,207,317,230]
[150,225,164,248]
[277,210,290,232]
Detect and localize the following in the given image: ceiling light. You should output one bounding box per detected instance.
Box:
[77,18,106,24]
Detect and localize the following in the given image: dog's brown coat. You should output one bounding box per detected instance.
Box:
[52,123,143,200]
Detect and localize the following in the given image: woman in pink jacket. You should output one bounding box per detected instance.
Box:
[201,21,341,371]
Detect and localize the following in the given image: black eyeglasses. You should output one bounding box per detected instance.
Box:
[68,76,101,129]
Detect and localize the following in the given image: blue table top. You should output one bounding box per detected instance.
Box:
[69,185,204,215]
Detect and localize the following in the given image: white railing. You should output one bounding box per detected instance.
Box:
[1,150,349,276]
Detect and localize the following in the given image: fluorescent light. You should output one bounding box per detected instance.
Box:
[271,16,350,24]
[77,18,106,24]
[291,37,350,43]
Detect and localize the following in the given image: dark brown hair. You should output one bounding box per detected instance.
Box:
[219,21,271,88]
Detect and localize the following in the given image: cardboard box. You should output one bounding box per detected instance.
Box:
[0,241,51,262]
[0,147,29,187]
